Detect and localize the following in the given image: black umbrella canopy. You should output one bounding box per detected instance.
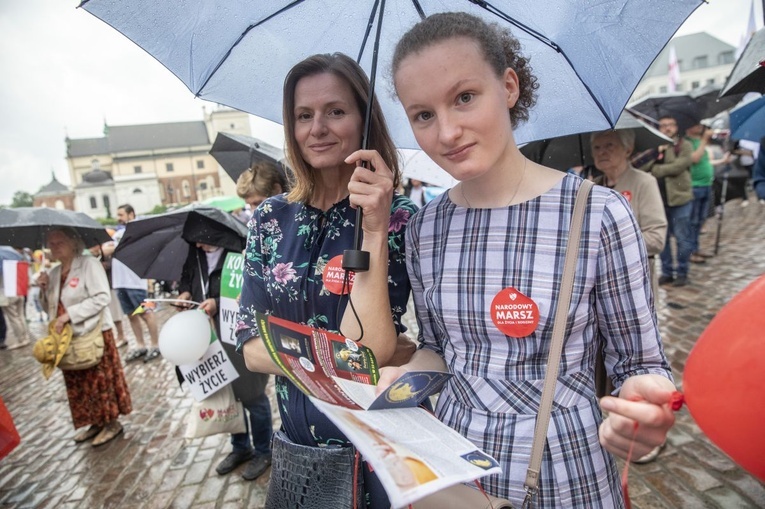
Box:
[0,207,111,249]
[113,204,248,281]
[520,112,672,171]
[627,85,744,134]
[721,28,765,97]
[210,131,291,187]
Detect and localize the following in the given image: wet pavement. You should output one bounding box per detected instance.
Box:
[2,197,765,508]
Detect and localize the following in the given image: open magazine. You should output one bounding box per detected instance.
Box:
[255,312,503,508]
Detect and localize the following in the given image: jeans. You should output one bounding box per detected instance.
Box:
[661,201,693,278]
[231,392,272,455]
[690,186,711,253]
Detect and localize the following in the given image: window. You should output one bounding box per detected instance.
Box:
[182,180,191,198]
[692,81,700,89]
[675,83,683,91]
[196,160,205,169]
[134,165,142,173]
[230,123,235,129]
[89,196,97,209]
[692,55,708,69]
[166,163,174,172]
[659,86,668,93]
[133,188,143,194]
[102,195,110,210]
[91,159,100,170]
[199,182,208,190]
[707,78,715,85]
[718,51,734,65]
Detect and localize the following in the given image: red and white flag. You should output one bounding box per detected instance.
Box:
[667,45,680,92]
[736,0,757,59]
[2,261,29,298]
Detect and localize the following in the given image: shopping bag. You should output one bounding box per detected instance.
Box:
[184,383,246,439]
[0,396,21,460]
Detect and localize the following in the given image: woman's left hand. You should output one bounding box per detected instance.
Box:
[55,312,70,334]
[598,374,677,460]
[345,149,395,236]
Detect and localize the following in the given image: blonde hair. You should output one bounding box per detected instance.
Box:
[235,161,286,199]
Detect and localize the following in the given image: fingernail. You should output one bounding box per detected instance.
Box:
[600,398,615,411]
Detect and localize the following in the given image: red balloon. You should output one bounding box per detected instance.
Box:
[683,274,765,482]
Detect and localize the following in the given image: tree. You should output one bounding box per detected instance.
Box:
[11,191,33,208]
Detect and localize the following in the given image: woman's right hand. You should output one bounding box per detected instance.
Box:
[37,271,49,290]
[176,291,193,309]
[345,149,396,237]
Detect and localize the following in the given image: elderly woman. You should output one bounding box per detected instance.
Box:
[591,129,668,292]
[38,227,131,446]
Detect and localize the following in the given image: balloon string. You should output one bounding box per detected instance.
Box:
[621,422,639,509]
[620,390,685,508]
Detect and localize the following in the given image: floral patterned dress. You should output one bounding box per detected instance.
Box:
[236,193,415,506]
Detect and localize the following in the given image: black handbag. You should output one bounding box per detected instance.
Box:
[265,430,364,509]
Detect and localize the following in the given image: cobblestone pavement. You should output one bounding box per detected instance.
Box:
[2,198,765,508]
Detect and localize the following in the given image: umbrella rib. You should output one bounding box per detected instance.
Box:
[409,0,426,19]
[470,0,616,127]
[357,0,382,64]
[196,0,307,97]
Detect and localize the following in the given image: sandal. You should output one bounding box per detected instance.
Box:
[74,425,102,443]
[92,421,123,447]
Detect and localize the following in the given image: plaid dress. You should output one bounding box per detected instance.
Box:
[406,174,672,507]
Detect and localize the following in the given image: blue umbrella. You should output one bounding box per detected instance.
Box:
[729,96,765,142]
[78,0,702,148]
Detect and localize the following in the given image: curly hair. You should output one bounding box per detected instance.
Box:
[391,12,538,128]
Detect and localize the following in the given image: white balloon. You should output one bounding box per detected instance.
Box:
[158,310,211,365]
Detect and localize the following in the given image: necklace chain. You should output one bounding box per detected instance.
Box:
[460,158,527,208]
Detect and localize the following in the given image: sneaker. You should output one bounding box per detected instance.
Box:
[143,347,161,362]
[694,251,714,259]
[216,450,255,475]
[125,348,147,362]
[242,453,272,481]
[658,275,674,286]
[673,276,689,287]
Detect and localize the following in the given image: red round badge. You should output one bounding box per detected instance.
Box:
[322,255,355,295]
[621,190,632,203]
[490,287,540,338]
[68,277,79,288]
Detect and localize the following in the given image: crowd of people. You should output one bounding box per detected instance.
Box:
[2,9,762,508]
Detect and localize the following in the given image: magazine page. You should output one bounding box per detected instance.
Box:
[332,371,452,410]
[311,398,502,509]
[254,311,379,408]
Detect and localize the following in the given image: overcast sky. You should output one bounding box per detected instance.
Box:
[0,0,761,205]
